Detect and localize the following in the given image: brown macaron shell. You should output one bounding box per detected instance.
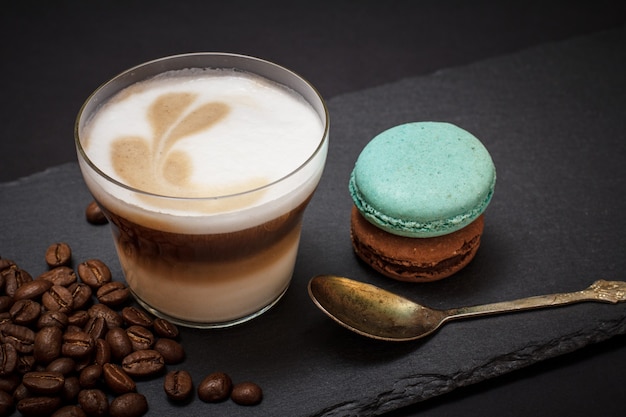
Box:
[350,206,484,282]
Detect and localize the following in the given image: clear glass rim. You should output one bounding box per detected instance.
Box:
[74,52,329,201]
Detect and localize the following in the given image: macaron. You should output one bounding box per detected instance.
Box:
[349,121,496,282]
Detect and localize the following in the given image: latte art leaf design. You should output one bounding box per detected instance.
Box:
[111,92,230,195]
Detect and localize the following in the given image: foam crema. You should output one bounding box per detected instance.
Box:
[79,67,327,234]
[75,56,328,327]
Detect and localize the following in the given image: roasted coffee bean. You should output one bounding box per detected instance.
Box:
[67,283,92,311]
[163,370,193,402]
[52,404,87,417]
[86,201,108,225]
[77,260,111,289]
[79,364,102,389]
[197,371,232,403]
[34,326,63,364]
[154,338,185,364]
[102,363,136,394]
[9,299,41,325]
[0,296,13,313]
[0,323,35,353]
[67,311,90,328]
[0,389,13,416]
[105,327,133,361]
[121,307,152,328]
[37,266,77,287]
[126,326,154,351]
[0,373,20,392]
[0,313,10,326]
[83,316,107,340]
[3,265,32,298]
[121,350,164,377]
[46,358,76,376]
[13,280,53,301]
[42,285,74,313]
[37,311,69,329]
[17,396,63,416]
[12,383,30,402]
[22,371,65,395]
[61,331,94,358]
[0,343,18,376]
[231,381,263,406]
[16,354,36,374]
[88,304,123,329]
[109,392,148,417]
[78,388,109,417]
[93,338,111,366]
[45,242,72,268]
[96,282,130,307]
[61,376,81,403]
[152,318,179,339]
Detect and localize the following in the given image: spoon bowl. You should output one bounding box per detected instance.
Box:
[308,275,626,342]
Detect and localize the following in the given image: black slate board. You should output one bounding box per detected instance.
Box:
[1,26,625,416]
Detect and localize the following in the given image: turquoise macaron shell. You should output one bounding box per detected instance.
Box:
[349,122,496,238]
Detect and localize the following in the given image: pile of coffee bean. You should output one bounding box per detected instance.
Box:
[0,241,262,416]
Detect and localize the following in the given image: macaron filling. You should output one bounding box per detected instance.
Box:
[349,122,496,238]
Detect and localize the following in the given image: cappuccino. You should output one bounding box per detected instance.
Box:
[76,54,328,327]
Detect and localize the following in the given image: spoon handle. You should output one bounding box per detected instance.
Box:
[444,279,626,321]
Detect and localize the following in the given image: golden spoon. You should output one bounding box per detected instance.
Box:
[308,275,626,342]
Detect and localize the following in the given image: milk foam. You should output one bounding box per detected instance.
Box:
[79,68,327,232]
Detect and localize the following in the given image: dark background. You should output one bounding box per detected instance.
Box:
[2,1,626,416]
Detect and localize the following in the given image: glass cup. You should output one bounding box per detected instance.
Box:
[75,53,329,328]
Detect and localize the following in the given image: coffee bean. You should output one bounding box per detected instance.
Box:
[109,392,148,417]
[126,325,154,351]
[12,383,30,402]
[45,243,72,268]
[105,327,133,361]
[163,370,193,402]
[34,325,63,364]
[102,363,135,394]
[0,323,35,354]
[22,371,65,395]
[93,338,112,366]
[45,358,76,376]
[0,296,13,313]
[37,267,77,287]
[67,283,92,311]
[9,299,41,325]
[231,381,263,406]
[0,389,13,416]
[86,201,108,225]
[0,373,20,392]
[37,311,69,329]
[0,343,18,376]
[0,313,10,326]
[153,338,185,364]
[121,307,153,327]
[67,310,90,328]
[121,350,164,377]
[96,282,130,307]
[197,371,232,403]
[52,405,87,417]
[2,265,32,298]
[83,316,107,340]
[61,376,81,403]
[77,260,111,289]
[16,354,36,374]
[152,318,179,339]
[13,280,53,301]
[88,304,123,329]
[61,331,94,358]
[17,396,63,416]
[42,285,74,313]
[78,388,109,417]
